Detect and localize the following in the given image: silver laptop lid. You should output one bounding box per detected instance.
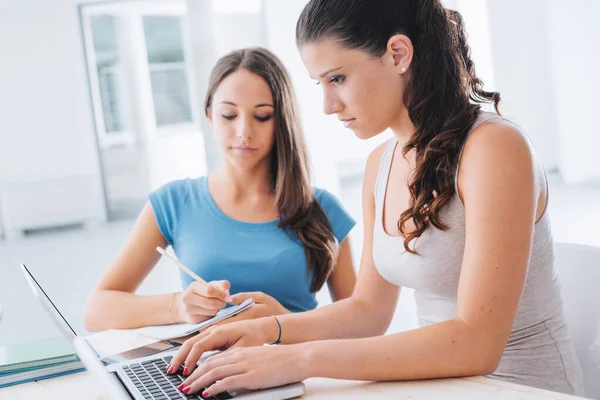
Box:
[20,263,78,341]
[21,262,135,398]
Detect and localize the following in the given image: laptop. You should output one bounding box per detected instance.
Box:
[20,263,305,400]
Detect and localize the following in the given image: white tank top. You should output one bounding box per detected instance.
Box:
[372,112,585,395]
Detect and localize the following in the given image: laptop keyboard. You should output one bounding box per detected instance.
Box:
[121,355,233,400]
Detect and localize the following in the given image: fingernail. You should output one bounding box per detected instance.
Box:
[225,296,233,303]
[183,367,189,376]
[202,391,209,397]
[166,363,173,374]
[182,386,191,394]
[177,383,185,391]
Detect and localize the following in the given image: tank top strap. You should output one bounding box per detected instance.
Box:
[374,139,398,215]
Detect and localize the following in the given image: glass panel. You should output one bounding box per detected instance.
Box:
[90,15,129,134]
[143,16,193,127]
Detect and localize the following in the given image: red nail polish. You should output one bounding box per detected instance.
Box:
[182,386,191,394]
[202,391,209,397]
[177,383,185,391]
[166,363,173,374]
[183,367,189,376]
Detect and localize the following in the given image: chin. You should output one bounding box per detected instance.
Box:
[352,127,380,140]
[227,153,268,170]
[226,154,254,167]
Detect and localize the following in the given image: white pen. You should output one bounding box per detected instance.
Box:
[156,247,231,303]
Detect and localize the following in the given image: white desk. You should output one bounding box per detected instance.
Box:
[0,330,587,400]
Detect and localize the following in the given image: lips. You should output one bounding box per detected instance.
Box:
[232,146,257,155]
[339,118,356,128]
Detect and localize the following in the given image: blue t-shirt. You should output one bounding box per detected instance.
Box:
[149,176,356,312]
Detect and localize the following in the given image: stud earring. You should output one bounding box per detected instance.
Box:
[401,67,407,73]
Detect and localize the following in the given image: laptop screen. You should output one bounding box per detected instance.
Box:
[20,263,78,341]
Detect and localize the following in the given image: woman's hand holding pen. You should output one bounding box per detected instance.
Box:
[156,247,234,324]
[175,280,232,324]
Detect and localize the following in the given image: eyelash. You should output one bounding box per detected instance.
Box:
[331,75,346,85]
[315,75,346,86]
[221,115,273,122]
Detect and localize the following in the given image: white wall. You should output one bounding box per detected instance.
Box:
[213,13,267,56]
[446,0,600,183]
[0,3,101,183]
[447,0,495,90]
[485,0,560,171]
[0,1,106,231]
[544,0,600,184]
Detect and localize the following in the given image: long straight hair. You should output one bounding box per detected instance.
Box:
[297,0,501,254]
[204,47,339,291]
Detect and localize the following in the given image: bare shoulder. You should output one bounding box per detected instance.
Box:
[460,118,539,180]
[465,118,535,160]
[458,117,544,202]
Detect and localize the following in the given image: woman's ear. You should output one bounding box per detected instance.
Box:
[386,34,413,75]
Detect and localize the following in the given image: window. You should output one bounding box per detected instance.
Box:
[90,15,130,135]
[143,16,193,127]
[81,1,197,149]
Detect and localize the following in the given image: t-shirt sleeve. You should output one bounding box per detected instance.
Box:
[314,189,356,244]
[148,179,190,245]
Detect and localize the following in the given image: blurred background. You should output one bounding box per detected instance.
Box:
[1,0,599,350]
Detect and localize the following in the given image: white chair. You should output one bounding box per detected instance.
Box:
[555,242,600,399]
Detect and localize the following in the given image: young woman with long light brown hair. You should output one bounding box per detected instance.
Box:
[83,48,356,333]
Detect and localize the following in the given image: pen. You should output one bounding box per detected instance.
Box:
[155,247,231,303]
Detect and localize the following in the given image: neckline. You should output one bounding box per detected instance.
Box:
[200,176,281,231]
[377,112,548,242]
[378,112,497,240]
[379,139,408,240]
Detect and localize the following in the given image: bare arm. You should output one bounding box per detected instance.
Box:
[83,202,230,331]
[298,122,539,380]
[326,238,356,302]
[83,202,172,331]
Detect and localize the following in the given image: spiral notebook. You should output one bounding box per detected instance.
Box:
[136,297,254,340]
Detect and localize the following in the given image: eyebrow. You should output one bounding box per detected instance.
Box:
[313,66,343,79]
[220,101,274,108]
